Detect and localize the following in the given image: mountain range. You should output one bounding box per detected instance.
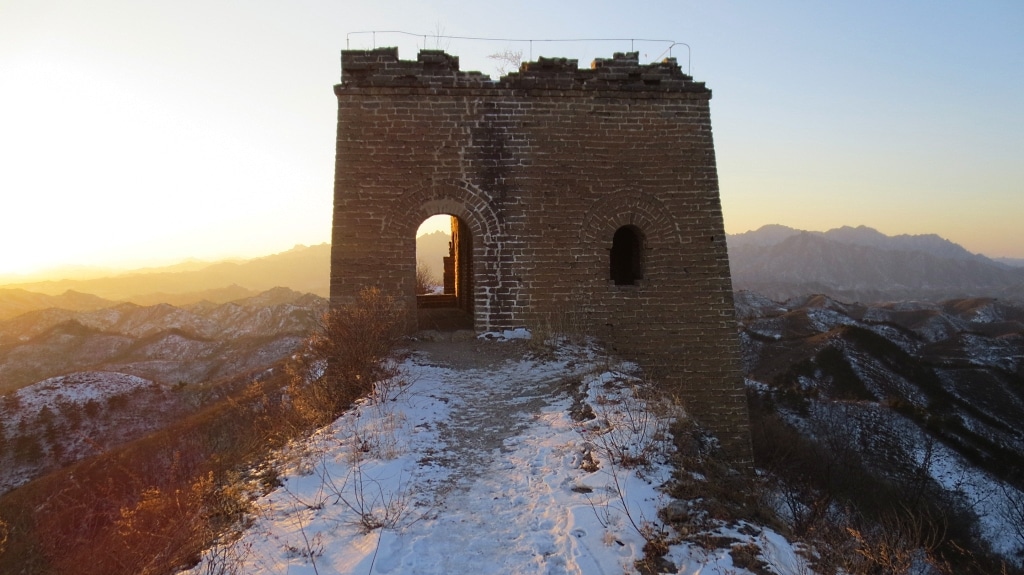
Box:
[1,226,1021,316]
[728,225,1024,303]
[2,243,330,306]
[0,287,326,394]
[2,232,1023,566]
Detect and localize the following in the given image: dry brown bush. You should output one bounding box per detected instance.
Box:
[415,262,438,295]
[0,517,8,556]
[287,287,404,426]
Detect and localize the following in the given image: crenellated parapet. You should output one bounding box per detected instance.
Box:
[503,51,707,93]
[339,48,708,94]
[340,48,492,88]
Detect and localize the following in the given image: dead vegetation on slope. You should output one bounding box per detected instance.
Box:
[0,288,403,575]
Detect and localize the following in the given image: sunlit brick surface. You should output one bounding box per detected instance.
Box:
[330,48,750,460]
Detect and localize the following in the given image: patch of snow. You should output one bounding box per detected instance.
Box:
[5,371,155,427]
[746,317,785,340]
[184,343,810,575]
[805,307,857,333]
[964,303,1000,324]
[959,333,1020,372]
[911,433,1024,564]
[864,323,919,353]
[748,327,782,340]
[478,327,532,341]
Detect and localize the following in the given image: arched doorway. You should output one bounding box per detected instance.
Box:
[415,214,449,296]
[415,214,473,330]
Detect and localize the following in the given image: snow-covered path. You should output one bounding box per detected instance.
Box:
[187,336,808,575]
[416,356,577,499]
[368,354,634,575]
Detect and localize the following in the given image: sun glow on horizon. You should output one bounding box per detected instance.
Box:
[0,51,331,279]
[2,1,1021,279]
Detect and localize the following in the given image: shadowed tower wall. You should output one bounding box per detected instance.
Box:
[330,48,750,461]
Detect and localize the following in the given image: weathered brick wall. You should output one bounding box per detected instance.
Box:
[331,48,751,461]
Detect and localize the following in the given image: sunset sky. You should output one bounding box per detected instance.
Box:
[1,1,1021,278]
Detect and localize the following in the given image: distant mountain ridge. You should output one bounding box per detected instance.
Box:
[2,227,1020,314]
[728,225,1024,303]
[729,224,986,261]
[994,257,1024,268]
[3,244,330,304]
[0,289,115,321]
[417,230,452,277]
[0,237,455,318]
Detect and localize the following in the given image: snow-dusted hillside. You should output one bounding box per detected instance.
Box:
[738,292,1024,566]
[0,287,327,393]
[0,371,170,492]
[185,335,809,575]
[5,285,1022,572]
[0,288,328,493]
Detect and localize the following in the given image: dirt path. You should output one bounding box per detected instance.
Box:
[402,334,579,493]
[403,331,536,370]
[366,336,621,575]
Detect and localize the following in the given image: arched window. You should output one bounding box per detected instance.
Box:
[610,225,644,285]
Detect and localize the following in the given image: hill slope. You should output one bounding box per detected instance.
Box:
[738,291,1024,562]
[184,337,810,575]
[0,288,329,493]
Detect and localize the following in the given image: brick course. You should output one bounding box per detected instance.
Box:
[330,48,751,461]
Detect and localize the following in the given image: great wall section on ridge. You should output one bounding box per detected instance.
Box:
[329,47,751,459]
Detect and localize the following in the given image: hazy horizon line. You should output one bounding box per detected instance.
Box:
[4,225,1023,285]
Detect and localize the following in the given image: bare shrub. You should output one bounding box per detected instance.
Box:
[104,475,220,575]
[415,261,439,294]
[280,435,418,538]
[0,516,7,556]
[588,388,672,469]
[287,287,404,426]
[1002,482,1024,551]
[196,538,252,575]
[730,542,771,574]
[29,458,216,575]
[575,372,682,572]
[845,502,946,575]
[335,465,414,533]
[530,295,591,350]
[487,48,523,76]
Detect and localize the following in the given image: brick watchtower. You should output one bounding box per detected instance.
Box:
[331,48,750,461]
